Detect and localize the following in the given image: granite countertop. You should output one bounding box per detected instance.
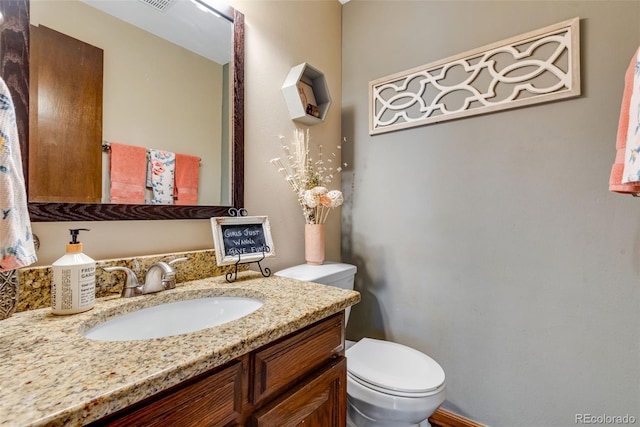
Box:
[0,271,360,426]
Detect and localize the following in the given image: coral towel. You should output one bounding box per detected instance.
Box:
[174,153,200,205]
[611,47,640,193]
[0,77,37,271]
[109,142,147,204]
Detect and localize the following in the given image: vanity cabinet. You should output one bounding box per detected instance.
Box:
[92,312,346,426]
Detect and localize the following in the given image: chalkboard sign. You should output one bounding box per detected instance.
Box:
[211,216,275,266]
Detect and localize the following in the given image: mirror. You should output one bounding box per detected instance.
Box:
[0,0,244,221]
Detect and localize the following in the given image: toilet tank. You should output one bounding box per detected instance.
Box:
[275,262,356,289]
[275,262,357,322]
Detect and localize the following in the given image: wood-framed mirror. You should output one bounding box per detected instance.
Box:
[0,0,244,221]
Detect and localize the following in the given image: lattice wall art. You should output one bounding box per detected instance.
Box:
[369,17,580,135]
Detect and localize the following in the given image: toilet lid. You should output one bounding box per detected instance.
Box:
[275,262,357,284]
[346,338,445,395]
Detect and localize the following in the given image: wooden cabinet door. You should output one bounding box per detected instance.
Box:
[253,357,347,427]
[253,312,344,406]
[29,25,103,203]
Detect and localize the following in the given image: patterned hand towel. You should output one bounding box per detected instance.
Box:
[620,47,640,186]
[109,142,147,204]
[610,47,640,193]
[174,153,200,205]
[147,149,175,205]
[0,77,37,271]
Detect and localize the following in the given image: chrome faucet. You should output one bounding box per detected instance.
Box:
[104,257,188,298]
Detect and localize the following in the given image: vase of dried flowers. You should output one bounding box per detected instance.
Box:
[271,129,346,265]
[305,223,326,265]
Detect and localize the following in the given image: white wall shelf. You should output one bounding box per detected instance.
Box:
[282,63,331,125]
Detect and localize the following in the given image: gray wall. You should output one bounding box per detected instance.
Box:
[341,1,640,426]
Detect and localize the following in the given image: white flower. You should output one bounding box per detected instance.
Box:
[326,190,343,208]
[303,190,319,208]
[311,186,327,196]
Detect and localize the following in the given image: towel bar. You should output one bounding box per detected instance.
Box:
[101,141,201,163]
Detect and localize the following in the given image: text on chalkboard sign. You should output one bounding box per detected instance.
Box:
[211,216,275,266]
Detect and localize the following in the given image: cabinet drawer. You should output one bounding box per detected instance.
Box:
[253,356,347,427]
[253,312,344,405]
[99,357,247,427]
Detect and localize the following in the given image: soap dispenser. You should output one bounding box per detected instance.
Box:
[51,228,96,315]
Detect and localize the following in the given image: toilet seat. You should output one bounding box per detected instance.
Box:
[346,338,445,398]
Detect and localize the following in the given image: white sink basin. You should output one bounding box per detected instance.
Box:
[83,296,263,341]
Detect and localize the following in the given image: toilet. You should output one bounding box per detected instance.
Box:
[275,262,446,427]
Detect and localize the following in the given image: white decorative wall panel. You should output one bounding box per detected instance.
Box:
[369,17,580,135]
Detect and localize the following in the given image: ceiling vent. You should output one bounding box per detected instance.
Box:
[138,0,175,12]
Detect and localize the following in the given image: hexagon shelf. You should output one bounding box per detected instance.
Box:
[282,63,331,125]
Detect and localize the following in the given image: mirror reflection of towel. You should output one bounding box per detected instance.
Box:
[109,142,147,204]
[0,77,37,271]
[147,149,175,205]
[174,153,200,205]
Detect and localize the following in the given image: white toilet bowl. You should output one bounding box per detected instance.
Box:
[275,263,446,427]
[345,338,445,427]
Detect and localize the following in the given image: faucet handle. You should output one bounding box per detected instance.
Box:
[103,266,141,298]
[167,257,188,267]
[163,257,188,290]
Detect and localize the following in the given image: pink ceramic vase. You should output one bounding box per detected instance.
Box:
[305,224,325,265]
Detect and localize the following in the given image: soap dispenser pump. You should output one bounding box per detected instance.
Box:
[51,228,96,315]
